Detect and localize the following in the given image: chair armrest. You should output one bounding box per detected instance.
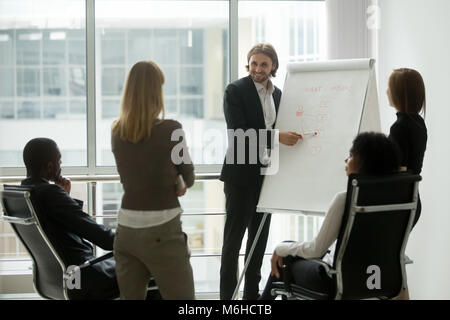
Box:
[284,256,337,280]
[1,214,35,225]
[309,258,337,277]
[79,251,114,270]
[279,255,299,294]
[64,252,114,283]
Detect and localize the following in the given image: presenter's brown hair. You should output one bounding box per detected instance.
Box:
[246,43,279,77]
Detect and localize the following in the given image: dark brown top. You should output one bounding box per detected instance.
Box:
[111,119,195,211]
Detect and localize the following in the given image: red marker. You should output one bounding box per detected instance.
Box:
[303,131,318,137]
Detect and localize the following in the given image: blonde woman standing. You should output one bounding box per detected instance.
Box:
[111,61,195,300]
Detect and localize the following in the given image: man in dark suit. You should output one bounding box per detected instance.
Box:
[219,43,301,300]
[21,138,118,299]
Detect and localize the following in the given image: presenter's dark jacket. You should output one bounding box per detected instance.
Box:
[21,177,115,266]
[220,75,282,187]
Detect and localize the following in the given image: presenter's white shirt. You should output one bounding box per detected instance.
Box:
[254,80,276,129]
[118,207,182,229]
[253,79,279,165]
[275,191,347,265]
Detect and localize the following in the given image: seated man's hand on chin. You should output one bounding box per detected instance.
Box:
[56,176,71,195]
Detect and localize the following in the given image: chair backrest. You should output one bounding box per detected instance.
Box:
[0,185,68,300]
[333,173,421,300]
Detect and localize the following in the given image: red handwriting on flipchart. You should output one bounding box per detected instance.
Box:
[304,86,323,93]
[330,85,352,92]
[296,106,304,117]
[303,85,353,94]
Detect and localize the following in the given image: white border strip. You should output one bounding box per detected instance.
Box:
[287,58,374,73]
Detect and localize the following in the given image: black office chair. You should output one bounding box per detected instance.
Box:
[271,173,421,300]
[1,184,161,300]
[0,184,118,299]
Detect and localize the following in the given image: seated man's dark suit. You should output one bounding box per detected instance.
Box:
[220,75,281,299]
[21,177,118,299]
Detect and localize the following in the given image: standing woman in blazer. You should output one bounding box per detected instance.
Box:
[387,68,427,228]
[111,61,195,300]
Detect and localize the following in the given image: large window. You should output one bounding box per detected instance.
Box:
[94,1,229,166]
[0,0,87,168]
[0,0,325,172]
[238,1,326,88]
[0,0,326,296]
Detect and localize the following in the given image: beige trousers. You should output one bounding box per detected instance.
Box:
[113,215,195,300]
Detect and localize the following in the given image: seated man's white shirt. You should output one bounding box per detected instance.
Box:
[275,191,347,265]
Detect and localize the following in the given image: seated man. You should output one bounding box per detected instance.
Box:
[21,137,118,299]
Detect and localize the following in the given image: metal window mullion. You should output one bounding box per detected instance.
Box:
[84,0,98,258]
[66,31,69,116]
[313,214,318,234]
[40,33,44,119]
[176,30,181,114]
[294,13,298,57]
[229,0,238,82]
[13,30,17,119]
[303,216,308,241]
[86,0,96,175]
[303,6,307,58]
[65,34,70,117]
[87,180,97,256]
[314,4,319,57]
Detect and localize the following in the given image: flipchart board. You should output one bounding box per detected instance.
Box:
[257,59,380,214]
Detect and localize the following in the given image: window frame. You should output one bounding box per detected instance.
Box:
[0,0,327,291]
[0,0,324,178]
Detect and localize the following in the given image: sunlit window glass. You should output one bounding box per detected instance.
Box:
[95,0,229,167]
[0,0,87,167]
[238,1,326,89]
